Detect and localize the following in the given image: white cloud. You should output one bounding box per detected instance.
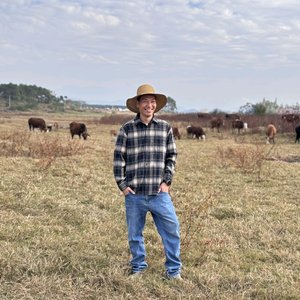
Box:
[0,0,300,110]
[61,5,81,14]
[83,11,120,26]
[222,8,235,19]
[71,22,90,31]
[143,33,157,40]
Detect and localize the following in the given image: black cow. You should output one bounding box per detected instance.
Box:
[197,113,211,119]
[226,113,241,120]
[295,126,300,143]
[28,118,47,132]
[70,122,90,140]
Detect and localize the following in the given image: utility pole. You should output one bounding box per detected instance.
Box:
[9,95,11,108]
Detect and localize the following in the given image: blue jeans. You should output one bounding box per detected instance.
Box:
[125,192,182,278]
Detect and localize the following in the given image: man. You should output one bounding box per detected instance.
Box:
[113,84,182,279]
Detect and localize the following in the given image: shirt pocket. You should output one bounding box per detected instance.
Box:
[152,136,166,160]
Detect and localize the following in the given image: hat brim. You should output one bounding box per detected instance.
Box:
[126,93,167,113]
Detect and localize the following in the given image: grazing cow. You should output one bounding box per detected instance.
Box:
[186,125,206,140]
[232,120,247,134]
[172,127,181,140]
[211,118,224,133]
[47,126,52,132]
[110,130,117,137]
[54,122,58,131]
[295,125,300,143]
[226,113,241,120]
[282,114,300,123]
[197,113,211,119]
[266,125,276,144]
[69,122,90,140]
[186,125,193,139]
[28,117,47,132]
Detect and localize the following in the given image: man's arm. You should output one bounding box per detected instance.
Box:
[113,128,129,192]
[163,126,177,184]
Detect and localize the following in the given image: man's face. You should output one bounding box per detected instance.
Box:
[136,94,157,118]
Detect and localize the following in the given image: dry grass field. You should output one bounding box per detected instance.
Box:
[0,112,300,299]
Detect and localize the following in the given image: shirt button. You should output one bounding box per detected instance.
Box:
[145,163,148,167]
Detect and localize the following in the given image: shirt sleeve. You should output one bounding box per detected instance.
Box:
[113,127,128,191]
[163,125,177,182]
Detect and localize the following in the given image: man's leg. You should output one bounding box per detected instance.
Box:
[125,193,148,273]
[149,192,182,278]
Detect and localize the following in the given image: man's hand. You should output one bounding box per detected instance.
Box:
[123,187,135,196]
[158,182,169,193]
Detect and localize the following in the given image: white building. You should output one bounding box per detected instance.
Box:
[278,107,300,114]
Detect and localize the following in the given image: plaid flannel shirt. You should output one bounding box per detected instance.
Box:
[113,114,177,195]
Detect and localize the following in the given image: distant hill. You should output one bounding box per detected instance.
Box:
[85,104,127,110]
[177,106,198,113]
[0,83,79,112]
[181,108,198,113]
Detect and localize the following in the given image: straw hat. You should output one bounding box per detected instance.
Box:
[126,84,167,113]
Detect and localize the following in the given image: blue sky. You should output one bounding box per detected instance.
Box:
[0,0,299,112]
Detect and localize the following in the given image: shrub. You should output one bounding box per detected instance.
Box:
[214,143,277,182]
[0,130,86,170]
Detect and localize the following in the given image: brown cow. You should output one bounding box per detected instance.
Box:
[172,127,181,140]
[54,122,59,131]
[211,118,224,133]
[266,124,276,144]
[70,122,90,140]
[186,125,206,140]
[232,120,248,135]
[226,113,241,120]
[282,114,300,123]
[197,113,211,119]
[110,130,117,136]
[28,118,47,132]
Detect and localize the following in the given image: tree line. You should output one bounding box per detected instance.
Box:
[239,98,300,115]
[0,83,71,111]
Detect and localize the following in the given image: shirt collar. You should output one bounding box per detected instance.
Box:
[134,113,158,125]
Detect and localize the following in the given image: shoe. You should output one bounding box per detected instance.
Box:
[171,274,183,280]
[129,271,142,278]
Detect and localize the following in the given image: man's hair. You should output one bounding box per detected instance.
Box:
[137,94,156,102]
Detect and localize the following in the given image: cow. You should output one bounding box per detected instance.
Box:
[47,126,52,132]
[172,127,181,140]
[211,118,224,133]
[295,125,300,143]
[110,130,117,137]
[197,113,211,119]
[232,120,247,135]
[266,125,276,144]
[186,125,193,139]
[54,122,59,131]
[69,122,90,140]
[186,125,206,140]
[28,118,47,132]
[282,114,300,123]
[226,113,241,120]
